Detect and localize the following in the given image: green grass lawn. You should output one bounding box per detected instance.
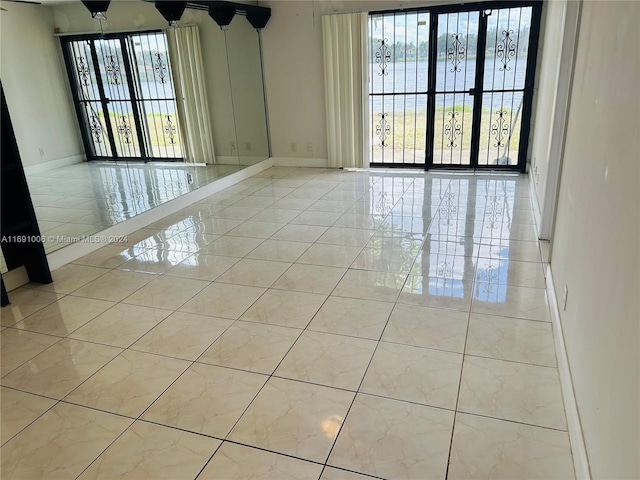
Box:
[95,112,182,148]
[370,105,521,163]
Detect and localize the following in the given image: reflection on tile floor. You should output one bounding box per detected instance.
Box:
[0,167,575,479]
[23,161,246,255]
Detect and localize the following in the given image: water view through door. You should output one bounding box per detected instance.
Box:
[369,1,541,171]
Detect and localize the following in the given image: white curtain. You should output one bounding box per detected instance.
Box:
[166,26,216,164]
[322,12,369,169]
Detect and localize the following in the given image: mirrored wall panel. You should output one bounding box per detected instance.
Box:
[2,1,271,265]
[225,14,270,166]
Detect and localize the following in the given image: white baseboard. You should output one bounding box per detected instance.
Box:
[24,154,85,175]
[44,158,273,271]
[271,156,329,168]
[546,264,591,480]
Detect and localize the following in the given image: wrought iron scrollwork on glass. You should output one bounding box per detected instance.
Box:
[88,113,103,144]
[375,38,392,76]
[496,29,517,71]
[491,110,510,147]
[76,56,91,87]
[154,53,168,84]
[444,111,462,148]
[105,54,121,85]
[118,116,132,144]
[164,115,177,144]
[447,33,466,72]
[376,112,391,147]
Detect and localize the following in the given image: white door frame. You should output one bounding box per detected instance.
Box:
[539,0,582,247]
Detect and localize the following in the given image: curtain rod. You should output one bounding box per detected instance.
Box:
[54,24,197,37]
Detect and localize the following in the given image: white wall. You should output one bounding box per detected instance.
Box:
[0,3,83,168]
[260,1,328,160]
[550,2,640,478]
[528,0,566,214]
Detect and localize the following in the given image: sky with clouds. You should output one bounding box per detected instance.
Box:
[370,7,532,43]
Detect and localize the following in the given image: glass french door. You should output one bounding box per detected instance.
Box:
[431,10,479,167]
[60,31,183,162]
[369,1,542,172]
[477,6,535,168]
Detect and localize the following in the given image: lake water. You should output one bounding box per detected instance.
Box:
[82,80,178,116]
[370,57,528,110]
[84,56,529,117]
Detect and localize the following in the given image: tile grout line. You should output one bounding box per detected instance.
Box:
[437,179,483,480]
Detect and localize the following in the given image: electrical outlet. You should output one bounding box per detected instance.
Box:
[562,285,569,311]
[187,173,193,184]
[230,141,236,151]
[307,142,314,152]
[38,147,45,157]
[245,142,251,152]
[290,143,297,153]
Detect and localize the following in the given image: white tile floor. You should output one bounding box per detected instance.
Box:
[0,167,575,479]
